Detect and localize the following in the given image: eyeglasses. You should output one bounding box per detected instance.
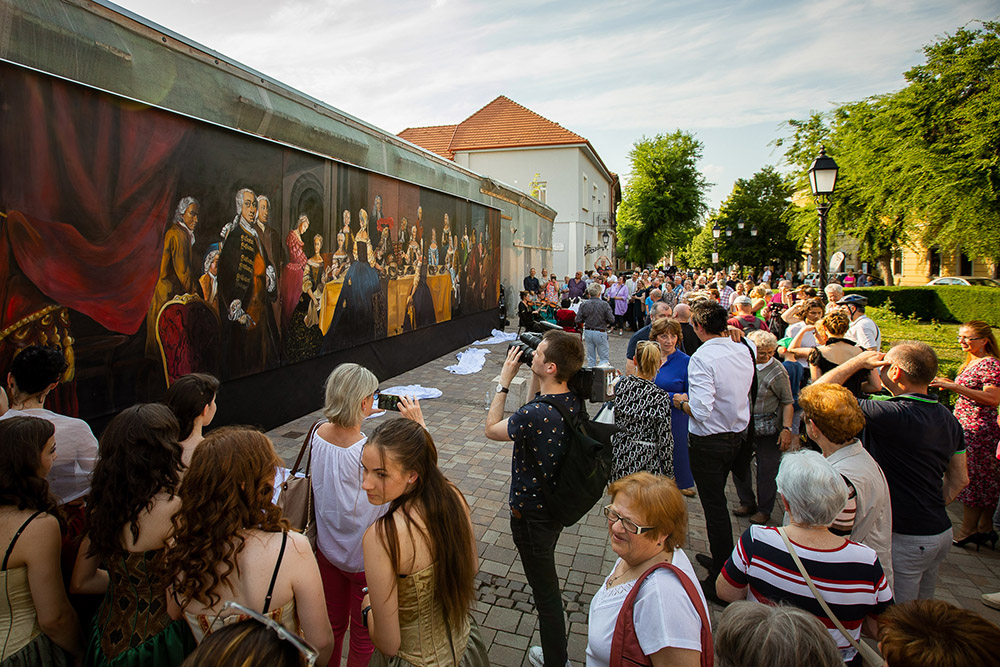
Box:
[212,601,318,666]
[603,505,655,535]
[957,336,983,342]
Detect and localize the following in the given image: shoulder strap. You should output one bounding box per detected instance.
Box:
[526,396,583,480]
[609,561,713,667]
[262,530,289,614]
[740,338,759,410]
[291,420,323,476]
[776,527,868,658]
[3,510,44,570]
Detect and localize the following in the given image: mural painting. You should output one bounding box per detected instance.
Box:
[0,63,500,422]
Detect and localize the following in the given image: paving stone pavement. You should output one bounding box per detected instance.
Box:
[266,328,1000,666]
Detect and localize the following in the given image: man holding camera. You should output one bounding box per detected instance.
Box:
[485,330,585,667]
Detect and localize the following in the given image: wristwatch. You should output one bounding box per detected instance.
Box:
[496,383,509,394]
[782,426,792,432]
[362,605,372,629]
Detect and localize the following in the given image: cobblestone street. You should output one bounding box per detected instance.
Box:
[266,331,1000,666]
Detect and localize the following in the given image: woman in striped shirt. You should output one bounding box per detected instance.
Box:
[716,450,892,666]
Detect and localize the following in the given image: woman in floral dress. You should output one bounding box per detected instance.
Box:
[610,341,673,481]
[931,320,1000,547]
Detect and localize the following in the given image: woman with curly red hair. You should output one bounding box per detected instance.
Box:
[163,427,333,665]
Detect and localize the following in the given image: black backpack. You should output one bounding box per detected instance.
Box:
[529,397,618,527]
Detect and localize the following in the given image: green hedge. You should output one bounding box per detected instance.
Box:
[847,286,1000,327]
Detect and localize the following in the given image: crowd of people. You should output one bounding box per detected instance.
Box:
[2,259,1000,666]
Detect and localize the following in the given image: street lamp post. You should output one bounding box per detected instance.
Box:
[712,222,721,270]
[808,146,839,288]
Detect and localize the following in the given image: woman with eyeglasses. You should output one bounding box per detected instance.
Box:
[610,341,673,481]
[0,416,83,665]
[70,404,196,665]
[360,419,488,667]
[164,427,334,665]
[586,473,710,667]
[930,321,1000,549]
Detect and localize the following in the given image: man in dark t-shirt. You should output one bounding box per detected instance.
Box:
[485,330,585,667]
[814,342,967,603]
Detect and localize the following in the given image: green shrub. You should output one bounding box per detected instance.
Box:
[847,286,1000,327]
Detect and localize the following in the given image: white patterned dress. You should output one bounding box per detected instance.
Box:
[610,375,674,481]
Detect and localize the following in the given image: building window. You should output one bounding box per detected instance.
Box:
[892,250,902,277]
[928,246,942,277]
[960,251,973,275]
[532,181,547,204]
[593,184,598,210]
[582,175,589,211]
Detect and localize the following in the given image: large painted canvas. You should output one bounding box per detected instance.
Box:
[0,62,500,420]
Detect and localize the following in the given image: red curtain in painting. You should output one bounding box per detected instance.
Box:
[0,64,191,336]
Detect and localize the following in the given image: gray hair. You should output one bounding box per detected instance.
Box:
[824,284,844,298]
[322,363,379,428]
[716,601,842,667]
[173,196,199,224]
[587,283,602,297]
[747,330,778,350]
[650,301,672,320]
[775,450,847,527]
[235,188,255,214]
[256,194,270,208]
[202,248,219,275]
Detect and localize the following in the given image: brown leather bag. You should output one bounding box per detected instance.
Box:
[609,561,714,667]
[275,420,321,549]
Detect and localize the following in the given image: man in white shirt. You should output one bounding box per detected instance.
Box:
[761,266,773,285]
[837,294,882,351]
[671,301,755,601]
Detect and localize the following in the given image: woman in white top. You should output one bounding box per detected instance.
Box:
[164,427,333,664]
[586,473,709,667]
[312,363,424,667]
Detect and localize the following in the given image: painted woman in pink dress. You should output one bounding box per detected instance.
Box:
[280,215,310,330]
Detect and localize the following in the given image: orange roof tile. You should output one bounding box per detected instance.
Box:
[398,96,611,179]
[397,124,458,159]
[449,96,586,151]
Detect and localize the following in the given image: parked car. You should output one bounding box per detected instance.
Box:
[926,276,1000,287]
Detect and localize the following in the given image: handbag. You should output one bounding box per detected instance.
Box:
[609,561,713,667]
[753,412,779,436]
[276,420,321,549]
[776,527,883,666]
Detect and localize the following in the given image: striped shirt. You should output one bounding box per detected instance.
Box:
[722,525,892,661]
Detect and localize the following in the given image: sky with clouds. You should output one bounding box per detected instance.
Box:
[110,0,996,210]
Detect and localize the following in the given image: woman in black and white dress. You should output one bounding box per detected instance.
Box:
[610,340,674,481]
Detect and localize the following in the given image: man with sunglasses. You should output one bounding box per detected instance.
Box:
[814,341,967,603]
[837,294,881,351]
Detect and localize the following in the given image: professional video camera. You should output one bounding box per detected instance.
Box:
[507,326,617,403]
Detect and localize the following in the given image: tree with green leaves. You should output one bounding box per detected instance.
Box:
[680,167,798,271]
[616,131,709,266]
[776,20,1000,283]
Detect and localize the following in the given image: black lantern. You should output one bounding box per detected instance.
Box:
[737,217,745,230]
[725,227,732,237]
[712,223,721,239]
[808,146,839,287]
[601,230,610,247]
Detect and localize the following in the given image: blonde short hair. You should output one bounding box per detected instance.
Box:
[322,363,379,427]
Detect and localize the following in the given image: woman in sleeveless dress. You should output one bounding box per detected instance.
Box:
[71,404,196,666]
[163,427,333,664]
[361,419,489,667]
[0,416,82,665]
[163,373,219,470]
[801,310,881,399]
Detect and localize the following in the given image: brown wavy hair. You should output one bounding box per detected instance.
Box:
[85,404,183,559]
[164,426,288,607]
[0,416,61,523]
[959,321,1000,372]
[367,419,476,634]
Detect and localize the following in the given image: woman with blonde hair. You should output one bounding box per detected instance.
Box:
[790,310,880,399]
[164,427,333,664]
[360,419,487,666]
[610,341,674,480]
[311,364,425,667]
[930,320,1000,548]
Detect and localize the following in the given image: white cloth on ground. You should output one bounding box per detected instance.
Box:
[471,329,519,345]
[378,384,443,400]
[444,348,490,375]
